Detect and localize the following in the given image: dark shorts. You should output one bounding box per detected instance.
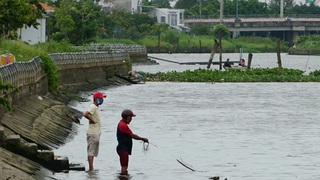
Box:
[117,150,129,167]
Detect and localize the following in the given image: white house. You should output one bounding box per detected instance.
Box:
[149,8,189,32]
[98,0,112,12]
[131,0,142,14]
[99,0,141,13]
[17,3,54,45]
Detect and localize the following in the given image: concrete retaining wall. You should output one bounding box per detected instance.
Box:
[0,50,135,175]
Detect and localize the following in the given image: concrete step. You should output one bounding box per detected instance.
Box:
[4,134,21,144]
[23,142,38,154]
[0,126,3,141]
[69,163,85,171]
[51,155,69,172]
[37,150,54,161]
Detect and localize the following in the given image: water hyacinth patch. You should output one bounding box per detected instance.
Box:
[140,68,320,83]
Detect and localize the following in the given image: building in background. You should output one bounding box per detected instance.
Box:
[149,8,190,32]
[98,0,113,12]
[309,0,320,5]
[98,0,141,13]
[97,0,189,31]
[17,3,54,45]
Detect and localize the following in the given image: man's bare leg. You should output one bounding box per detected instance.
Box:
[120,166,128,175]
[88,156,94,171]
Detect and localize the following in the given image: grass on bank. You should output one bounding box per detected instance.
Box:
[105,36,290,53]
[95,33,290,53]
[0,40,78,62]
[97,34,318,54]
[1,39,320,83]
[0,35,301,62]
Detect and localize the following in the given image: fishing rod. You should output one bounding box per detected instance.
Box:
[141,142,207,172]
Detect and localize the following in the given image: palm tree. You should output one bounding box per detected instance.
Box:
[155,0,171,8]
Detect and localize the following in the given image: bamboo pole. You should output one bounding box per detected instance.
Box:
[276,38,282,75]
[218,30,222,70]
[207,39,220,69]
[247,53,253,69]
[157,31,160,53]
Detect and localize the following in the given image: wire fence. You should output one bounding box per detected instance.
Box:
[75,44,147,54]
[0,51,129,87]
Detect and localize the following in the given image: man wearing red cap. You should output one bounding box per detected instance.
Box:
[116,109,149,175]
[83,91,106,171]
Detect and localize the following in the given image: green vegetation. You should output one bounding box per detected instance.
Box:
[0,80,19,111]
[175,0,320,18]
[0,0,44,39]
[124,58,133,71]
[1,0,319,54]
[39,54,59,94]
[290,35,320,55]
[140,68,320,83]
[0,40,78,62]
[139,34,289,53]
[97,39,136,45]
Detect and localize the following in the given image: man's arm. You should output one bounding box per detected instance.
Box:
[130,133,149,143]
[83,111,95,124]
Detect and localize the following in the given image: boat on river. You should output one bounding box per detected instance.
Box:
[115,73,145,84]
[222,48,249,70]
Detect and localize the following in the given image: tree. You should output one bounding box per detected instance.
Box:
[213,24,230,39]
[268,0,296,15]
[54,0,75,42]
[175,0,198,9]
[155,0,171,8]
[105,10,156,39]
[222,0,269,17]
[0,0,44,39]
[142,0,171,8]
[53,0,104,45]
[290,2,320,15]
[190,23,211,35]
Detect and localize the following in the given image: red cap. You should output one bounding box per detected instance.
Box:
[93,91,106,99]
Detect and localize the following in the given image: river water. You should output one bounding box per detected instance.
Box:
[53,53,320,180]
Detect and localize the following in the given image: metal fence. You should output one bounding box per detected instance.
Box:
[75,44,147,54]
[0,52,129,87]
[0,57,43,87]
[50,51,128,70]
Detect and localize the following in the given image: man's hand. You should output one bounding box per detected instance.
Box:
[143,138,149,143]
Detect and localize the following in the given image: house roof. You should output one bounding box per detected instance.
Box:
[39,2,55,12]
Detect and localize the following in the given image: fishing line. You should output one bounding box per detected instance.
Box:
[304,53,310,72]
[141,141,207,172]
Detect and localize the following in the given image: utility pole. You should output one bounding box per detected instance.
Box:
[220,0,224,23]
[236,0,239,22]
[199,0,202,18]
[280,0,283,17]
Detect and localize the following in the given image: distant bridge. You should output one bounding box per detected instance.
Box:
[183,17,320,42]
